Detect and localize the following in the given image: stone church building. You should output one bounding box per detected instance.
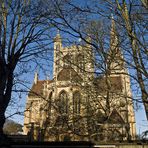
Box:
[23,18,136,142]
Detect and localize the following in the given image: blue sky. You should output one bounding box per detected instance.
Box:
[5,0,148,137]
[135,105,148,136]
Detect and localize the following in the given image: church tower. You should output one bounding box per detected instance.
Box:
[107,15,136,140]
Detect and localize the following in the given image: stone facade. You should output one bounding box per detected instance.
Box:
[23,19,136,142]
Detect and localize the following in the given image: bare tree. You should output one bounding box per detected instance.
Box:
[100,0,148,120]
[116,0,148,120]
[36,0,143,141]
[0,0,56,140]
[10,0,146,142]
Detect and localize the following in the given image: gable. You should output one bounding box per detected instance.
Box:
[108,109,125,124]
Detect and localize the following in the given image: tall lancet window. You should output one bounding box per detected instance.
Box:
[48,92,52,118]
[76,54,84,73]
[59,91,68,114]
[73,91,81,114]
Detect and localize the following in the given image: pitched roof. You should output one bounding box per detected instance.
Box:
[28,80,53,97]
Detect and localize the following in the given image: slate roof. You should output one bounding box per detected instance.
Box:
[28,80,53,97]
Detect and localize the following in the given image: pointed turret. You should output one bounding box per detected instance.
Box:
[34,71,38,84]
[85,34,94,81]
[54,30,62,50]
[108,15,124,73]
[110,14,118,50]
[53,30,62,78]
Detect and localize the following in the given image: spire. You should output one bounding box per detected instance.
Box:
[34,71,38,84]
[53,30,62,78]
[108,15,124,73]
[111,14,115,34]
[110,14,118,49]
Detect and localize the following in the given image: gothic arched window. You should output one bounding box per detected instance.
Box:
[59,91,68,114]
[73,91,81,114]
[76,54,84,73]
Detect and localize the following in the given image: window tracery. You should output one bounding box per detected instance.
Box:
[59,91,68,114]
[73,91,81,114]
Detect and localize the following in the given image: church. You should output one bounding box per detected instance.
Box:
[23,18,136,142]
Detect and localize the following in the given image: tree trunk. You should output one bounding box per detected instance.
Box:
[130,33,148,120]
[0,69,14,141]
[0,64,7,140]
[0,105,6,139]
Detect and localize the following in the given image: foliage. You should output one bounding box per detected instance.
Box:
[3,119,23,135]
